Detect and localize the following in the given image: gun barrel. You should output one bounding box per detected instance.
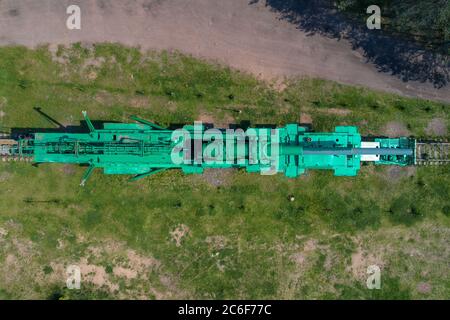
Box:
[302,148,413,156]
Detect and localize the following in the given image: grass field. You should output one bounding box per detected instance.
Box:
[0,44,449,299]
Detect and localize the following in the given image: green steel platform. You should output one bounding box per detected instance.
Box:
[0,112,418,185]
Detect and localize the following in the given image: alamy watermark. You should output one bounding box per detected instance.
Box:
[66,5,81,30]
[65,4,381,31]
[366,5,381,30]
[366,265,381,289]
[170,122,280,175]
[66,264,81,289]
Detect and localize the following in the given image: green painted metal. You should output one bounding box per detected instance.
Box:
[1,112,416,185]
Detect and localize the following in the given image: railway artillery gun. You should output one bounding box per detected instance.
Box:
[0,112,448,185]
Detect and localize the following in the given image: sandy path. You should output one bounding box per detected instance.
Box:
[0,0,448,102]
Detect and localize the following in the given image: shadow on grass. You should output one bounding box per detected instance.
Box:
[10,108,310,135]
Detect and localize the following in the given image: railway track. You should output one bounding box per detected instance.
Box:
[1,137,449,166]
[0,135,33,162]
[415,141,450,165]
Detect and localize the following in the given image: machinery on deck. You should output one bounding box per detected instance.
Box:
[0,112,448,185]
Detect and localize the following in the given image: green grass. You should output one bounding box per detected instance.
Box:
[0,43,449,299]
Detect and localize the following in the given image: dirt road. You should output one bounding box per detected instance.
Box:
[0,0,449,102]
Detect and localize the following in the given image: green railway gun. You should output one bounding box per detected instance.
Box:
[0,112,448,186]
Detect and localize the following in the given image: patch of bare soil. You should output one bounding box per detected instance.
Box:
[0,238,35,286]
[299,113,313,124]
[197,113,215,125]
[22,238,184,299]
[86,71,98,80]
[384,166,416,182]
[79,258,119,291]
[81,56,106,81]
[126,249,161,272]
[60,164,76,175]
[289,252,306,266]
[271,78,288,92]
[205,235,229,251]
[129,96,151,108]
[281,238,336,298]
[196,112,235,128]
[287,239,318,269]
[44,246,170,298]
[201,168,233,187]
[82,56,106,69]
[425,118,447,136]
[48,44,68,64]
[324,108,351,116]
[383,121,411,137]
[417,282,432,294]
[113,266,138,279]
[170,224,190,247]
[0,227,8,238]
[349,246,384,280]
[303,239,318,252]
[47,259,118,292]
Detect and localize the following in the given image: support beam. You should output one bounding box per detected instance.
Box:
[80,164,95,186]
[82,111,96,133]
[130,115,165,130]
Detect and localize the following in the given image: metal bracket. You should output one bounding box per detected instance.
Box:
[130,115,166,130]
[82,111,96,134]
